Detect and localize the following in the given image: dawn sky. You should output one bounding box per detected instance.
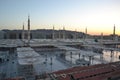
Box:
[0,0,120,35]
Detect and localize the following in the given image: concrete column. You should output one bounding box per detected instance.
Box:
[100,52,104,64]
[78,53,80,60]
[50,57,53,72]
[89,56,92,65]
[92,57,94,64]
[82,55,85,60]
[110,50,114,62]
[70,52,72,64]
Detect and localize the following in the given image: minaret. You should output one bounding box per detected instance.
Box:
[113,24,115,36]
[59,29,61,39]
[85,27,87,40]
[113,24,116,41]
[52,25,55,39]
[28,15,30,44]
[100,32,103,46]
[85,27,87,35]
[22,23,25,40]
[63,27,65,39]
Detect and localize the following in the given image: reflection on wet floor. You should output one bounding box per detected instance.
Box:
[0,39,120,80]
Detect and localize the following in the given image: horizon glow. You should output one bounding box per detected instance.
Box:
[0,0,120,35]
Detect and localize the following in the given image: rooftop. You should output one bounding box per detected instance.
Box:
[17,47,43,65]
[50,61,120,80]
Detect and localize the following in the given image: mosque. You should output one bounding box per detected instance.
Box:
[0,16,120,80]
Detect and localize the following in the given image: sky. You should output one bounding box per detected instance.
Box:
[0,0,120,35]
